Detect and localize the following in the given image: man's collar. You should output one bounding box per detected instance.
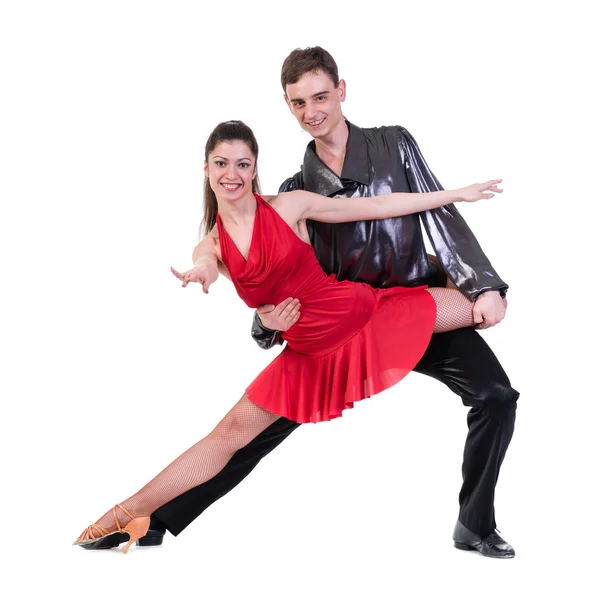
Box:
[302,120,370,195]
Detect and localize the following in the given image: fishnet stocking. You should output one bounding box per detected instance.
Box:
[82,395,279,537]
[427,276,475,333]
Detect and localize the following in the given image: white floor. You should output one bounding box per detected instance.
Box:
[12,371,600,599]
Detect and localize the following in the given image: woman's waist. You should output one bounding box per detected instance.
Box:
[281,282,375,356]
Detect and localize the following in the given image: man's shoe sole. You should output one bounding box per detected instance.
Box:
[136,533,164,547]
[453,541,515,558]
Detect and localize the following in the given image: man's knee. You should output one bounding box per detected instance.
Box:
[254,416,300,443]
[463,381,519,413]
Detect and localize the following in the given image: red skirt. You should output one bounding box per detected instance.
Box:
[246,287,436,423]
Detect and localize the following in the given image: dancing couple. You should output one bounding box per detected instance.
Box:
[75,47,518,559]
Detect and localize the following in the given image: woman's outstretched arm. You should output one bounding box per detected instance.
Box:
[281,180,502,224]
[171,233,221,293]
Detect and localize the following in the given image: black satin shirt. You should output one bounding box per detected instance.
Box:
[252,120,507,348]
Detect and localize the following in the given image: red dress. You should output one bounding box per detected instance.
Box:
[217,195,436,423]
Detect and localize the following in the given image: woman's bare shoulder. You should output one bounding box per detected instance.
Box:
[267,190,309,208]
[206,225,219,242]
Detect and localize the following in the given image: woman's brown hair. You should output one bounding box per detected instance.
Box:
[202,120,261,237]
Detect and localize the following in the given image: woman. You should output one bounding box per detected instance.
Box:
[75,121,502,552]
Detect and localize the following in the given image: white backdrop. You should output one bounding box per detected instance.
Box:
[1,1,598,599]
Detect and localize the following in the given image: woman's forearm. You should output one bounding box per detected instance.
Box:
[190,235,220,283]
[375,189,463,218]
[302,180,499,224]
[193,253,216,268]
[192,236,218,265]
[306,189,463,223]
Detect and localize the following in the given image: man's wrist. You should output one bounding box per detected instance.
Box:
[475,288,507,300]
[255,312,278,333]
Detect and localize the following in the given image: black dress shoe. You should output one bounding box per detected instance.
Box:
[452,520,515,559]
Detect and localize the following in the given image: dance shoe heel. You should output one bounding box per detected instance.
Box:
[453,541,471,551]
[121,516,151,554]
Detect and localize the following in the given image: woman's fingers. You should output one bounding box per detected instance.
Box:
[482,180,503,193]
[183,273,199,288]
[476,180,504,200]
[171,266,184,280]
[172,267,193,287]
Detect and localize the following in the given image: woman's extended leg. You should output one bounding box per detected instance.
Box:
[76,394,280,542]
[427,286,475,332]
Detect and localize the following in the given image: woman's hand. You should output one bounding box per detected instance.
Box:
[459,179,503,203]
[171,265,216,294]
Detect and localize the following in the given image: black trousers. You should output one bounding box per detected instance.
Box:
[155,327,518,537]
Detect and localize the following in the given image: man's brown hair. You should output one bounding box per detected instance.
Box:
[280,46,339,92]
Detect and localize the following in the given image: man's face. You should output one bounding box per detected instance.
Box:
[284,70,346,139]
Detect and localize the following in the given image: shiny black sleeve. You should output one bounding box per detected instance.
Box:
[251,311,283,349]
[249,175,300,349]
[278,177,297,193]
[397,127,508,301]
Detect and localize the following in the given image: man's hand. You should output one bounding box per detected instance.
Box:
[257,298,301,331]
[472,291,508,329]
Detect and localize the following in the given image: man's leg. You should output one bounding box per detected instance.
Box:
[154,417,300,535]
[77,395,293,549]
[413,328,518,537]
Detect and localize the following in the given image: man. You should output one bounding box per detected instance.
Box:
[88,47,518,558]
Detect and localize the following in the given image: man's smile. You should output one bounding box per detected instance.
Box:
[306,117,326,128]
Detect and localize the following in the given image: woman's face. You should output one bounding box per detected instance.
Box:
[205,140,257,203]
